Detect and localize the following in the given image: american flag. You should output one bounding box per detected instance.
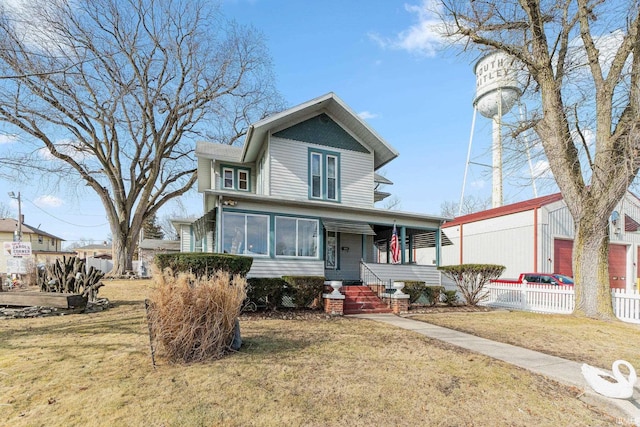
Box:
[390,224,400,264]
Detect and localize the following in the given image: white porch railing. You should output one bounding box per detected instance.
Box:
[480,282,640,324]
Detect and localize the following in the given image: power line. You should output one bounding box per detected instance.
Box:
[24,198,109,228]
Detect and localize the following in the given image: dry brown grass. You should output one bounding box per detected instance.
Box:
[410,309,640,370]
[147,271,246,363]
[0,280,621,426]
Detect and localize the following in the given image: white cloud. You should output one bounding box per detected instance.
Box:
[370,0,446,57]
[530,160,553,180]
[38,139,93,161]
[0,134,17,144]
[34,195,63,208]
[470,179,486,189]
[358,111,380,120]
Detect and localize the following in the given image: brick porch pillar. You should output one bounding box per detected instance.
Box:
[323,281,345,316]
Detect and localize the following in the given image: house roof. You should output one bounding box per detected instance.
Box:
[242,93,399,169]
[195,142,243,162]
[443,192,564,228]
[74,244,112,250]
[202,189,449,226]
[0,218,64,240]
[374,172,393,185]
[139,239,180,251]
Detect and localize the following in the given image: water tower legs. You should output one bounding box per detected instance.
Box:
[492,114,503,208]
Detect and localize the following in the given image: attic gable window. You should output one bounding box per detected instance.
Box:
[308,149,340,202]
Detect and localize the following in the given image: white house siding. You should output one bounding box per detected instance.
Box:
[197,158,212,192]
[269,137,374,208]
[247,258,324,278]
[441,210,536,278]
[179,225,191,252]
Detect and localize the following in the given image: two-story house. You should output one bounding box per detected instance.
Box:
[178,93,449,284]
[0,217,73,271]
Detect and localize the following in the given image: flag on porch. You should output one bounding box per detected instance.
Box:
[390,224,400,264]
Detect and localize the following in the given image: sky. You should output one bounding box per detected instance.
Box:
[0,0,547,247]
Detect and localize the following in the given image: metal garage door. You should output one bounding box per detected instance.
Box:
[608,244,627,289]
[554,239,573,277]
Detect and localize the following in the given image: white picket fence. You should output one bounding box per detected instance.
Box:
[479,282,640,324]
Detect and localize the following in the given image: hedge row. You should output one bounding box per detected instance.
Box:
[246,276,325,310]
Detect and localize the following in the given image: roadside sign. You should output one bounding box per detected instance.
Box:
[3,241,32,257]
[7,257,28,274]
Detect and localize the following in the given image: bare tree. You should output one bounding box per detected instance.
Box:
[0,0,283,275]
[440,195,491,218]
[439,0,640,319]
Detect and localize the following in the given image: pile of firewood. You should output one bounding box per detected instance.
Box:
[37,256,105,301]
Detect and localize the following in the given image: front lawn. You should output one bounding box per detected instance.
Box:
[0,281,618,426]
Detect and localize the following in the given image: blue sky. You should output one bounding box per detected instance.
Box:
[0,0,545,246]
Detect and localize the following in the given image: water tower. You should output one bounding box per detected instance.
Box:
[473,52,522,208]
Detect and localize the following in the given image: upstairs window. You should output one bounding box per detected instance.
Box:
[223,168,234,189]
[309,149,340,202]
[238,170,249,191]
[221,165,251,191]
[310,152,322,198]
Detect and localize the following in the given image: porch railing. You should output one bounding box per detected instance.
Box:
[360,260,390,298]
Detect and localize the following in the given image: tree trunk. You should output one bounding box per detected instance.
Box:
[111,229,134,276]
[572,215,614,320]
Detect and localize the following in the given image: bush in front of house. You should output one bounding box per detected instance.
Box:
[403,281,445,306]
[154,253,253,277]
[443,290,459,306]
[146,270,246,363]
[282,276,325,309]
[245,277,291,311]
[402,281,426,303]
[438,264,505,306]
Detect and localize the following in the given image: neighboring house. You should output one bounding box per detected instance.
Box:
[138,238,180,276]
[0,217,73,268]
[177,93,449,283]
[436,191,640,291]
[74,243,113,259]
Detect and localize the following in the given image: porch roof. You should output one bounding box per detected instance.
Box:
[205,189,449,227]
[322,219,376,235]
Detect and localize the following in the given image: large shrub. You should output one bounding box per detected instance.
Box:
[246,277,290,311]
[154,253,253,277]
[403,281,444,306]
[282,276,325,309]
[438,264,505,306]
[146,270,246,363]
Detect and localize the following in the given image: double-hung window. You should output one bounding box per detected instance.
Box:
[309,149,340,201]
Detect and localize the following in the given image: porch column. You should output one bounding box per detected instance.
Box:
[386,238,390,264]
[435,227,441,266]
[408,234,414,264]
[400,226,406,264]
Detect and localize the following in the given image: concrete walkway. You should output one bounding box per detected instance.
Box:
[351,313,640,423]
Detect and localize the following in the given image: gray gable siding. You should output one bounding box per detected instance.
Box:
[273,113,371,154]
[270,137,374,207]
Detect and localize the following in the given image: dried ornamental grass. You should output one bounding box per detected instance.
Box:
[147,269,247,363]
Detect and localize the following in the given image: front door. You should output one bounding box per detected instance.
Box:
[324,232,362,282]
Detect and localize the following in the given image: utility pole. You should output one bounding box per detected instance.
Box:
[8,191,21,241]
